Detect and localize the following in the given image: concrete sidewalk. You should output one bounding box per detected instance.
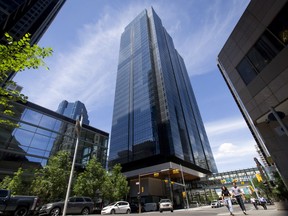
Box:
[219,206,288,216]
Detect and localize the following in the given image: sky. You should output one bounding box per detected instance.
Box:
[13,0,260,173]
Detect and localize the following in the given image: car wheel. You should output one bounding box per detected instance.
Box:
[81,207,90,215]
[50,207,61,216]
[110,209,115,214]
[171,209,173,212]
[126,209,130,214]
[14,206,28,216]
[160,210,163,213]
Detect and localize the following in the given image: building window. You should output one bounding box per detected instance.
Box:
[236,57,258,85]
[267,2,288,45]
[236,3,287,85]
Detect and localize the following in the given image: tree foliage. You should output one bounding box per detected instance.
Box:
[0,33,52,127]
[73,156,107,198]
[104,164,130,202]
[73,160,129,203]
[0,167,25,195]
[272,171,288,201]
[30,151,71,203]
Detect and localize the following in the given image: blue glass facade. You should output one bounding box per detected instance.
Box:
[56,100,90,125]
[110,8,217,174]
[0,101,108,180]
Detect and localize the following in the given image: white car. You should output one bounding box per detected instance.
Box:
[159,199,173,213]
[211,200,220,208]
[101,201,131,214]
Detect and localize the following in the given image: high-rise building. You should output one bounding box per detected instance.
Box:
[0,100,109,181]
[217,0,288,189]
[0,0,66,83]
[110,8,217,203]
[56,100,90,125]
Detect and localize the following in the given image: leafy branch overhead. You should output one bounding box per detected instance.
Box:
[0,33,52,127]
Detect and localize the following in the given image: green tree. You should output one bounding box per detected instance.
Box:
[0,167,25,195]
[272,171,288,201]
[104,164,130,202]
[73,156,107,199]
[30,151,71,203]
[0,33,52,127]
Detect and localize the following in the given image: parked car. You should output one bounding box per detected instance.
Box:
[39,197,94,216]
[0,189,39,216]
[231,198,238,205]
[159,199,173,213]
[101,201,130,214]
[190,201,199,208]
[211,200,220,208]
[144,202,157,212]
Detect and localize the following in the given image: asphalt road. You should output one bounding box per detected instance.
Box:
[96,204,286,216]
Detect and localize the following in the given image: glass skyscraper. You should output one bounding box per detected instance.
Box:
[110,8,217,175]
[56,100,90,125]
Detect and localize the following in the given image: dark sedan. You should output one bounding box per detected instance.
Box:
[39,197,94,216]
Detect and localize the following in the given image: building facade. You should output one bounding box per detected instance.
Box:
[0,0,66,83]
[0,101,109,181]
[56,100,90,125]
[109,8,217,205]
[217,0,288,188]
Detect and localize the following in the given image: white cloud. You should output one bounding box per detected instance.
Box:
[205,117,248,137]
[213,142,258,172]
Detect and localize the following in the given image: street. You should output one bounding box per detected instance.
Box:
[95,204,287,216]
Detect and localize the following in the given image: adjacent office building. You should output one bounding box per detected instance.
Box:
[0,0,66,82]
[56,100,90,125]
[109,8,217,204]
[218,0,288,189]
[0,101,109,181]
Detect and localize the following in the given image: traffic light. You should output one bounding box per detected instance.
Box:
[255,173,263,182]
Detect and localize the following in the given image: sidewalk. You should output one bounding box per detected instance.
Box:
[218,205,288,216]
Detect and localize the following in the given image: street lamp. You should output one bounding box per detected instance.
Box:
[180,164,189,209]
[62,114,83,216]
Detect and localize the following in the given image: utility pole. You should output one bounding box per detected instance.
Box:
[62,114,83,216]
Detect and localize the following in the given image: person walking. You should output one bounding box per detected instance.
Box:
[231,182,247,215]
[221,186,234,216]
[250,197,258,210]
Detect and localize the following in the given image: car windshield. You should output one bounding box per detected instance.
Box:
[107,202,117,206]
[160,199,170,203]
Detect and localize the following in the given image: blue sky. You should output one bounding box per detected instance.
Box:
[14,0,259,172]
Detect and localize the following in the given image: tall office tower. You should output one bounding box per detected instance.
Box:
[0,0,66,82]
[56,100,90,125]
[218,0,288,189]
[110,8,217,183]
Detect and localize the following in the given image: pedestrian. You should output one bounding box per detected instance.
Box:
[221,186,234,216]
[250,197,258,210]
[231,182,247,215]
[259,196,267,210]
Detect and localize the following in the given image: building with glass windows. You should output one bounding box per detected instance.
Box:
[217,0,288,189]
[0,0,66,84]
[56,100,90,125]
[109,8,217,205]
[0,101,109,181]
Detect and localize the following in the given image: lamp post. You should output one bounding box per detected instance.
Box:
[62,114,83,216]
[180,164,189,209]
